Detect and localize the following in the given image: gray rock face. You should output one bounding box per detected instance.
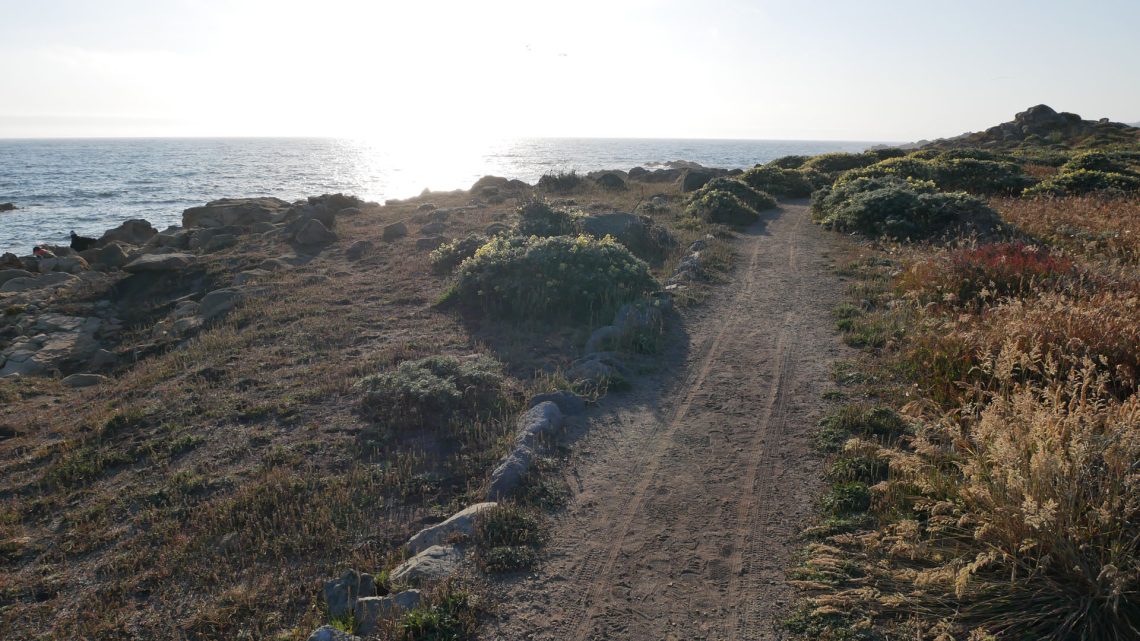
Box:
[80,242,132,270]
[199,288,243,322]
[0,272,80,293]
[0,315,102,377]
[579,212,676,263]
[594,172,627,191]
[233,269,270,286]
[382,222,408,241]
[323,569,377,620]
[295,219,338,245]
[528,390,586,416]
[98,219,157,246]
[38,256,90,274]
[680,169,714,192]
[61,373,108,388]
[390,544,465,585]
[514,401,563,450]
[420,222,446,235]
[345,240,374,260]
[353,590,422,636]
[0,269,34,286]
[407,502,498,554]
[123,253,197,273]
[415,236,446,252]
[487,445,535,501]
[306,625,360,641]
[183,197,290,229]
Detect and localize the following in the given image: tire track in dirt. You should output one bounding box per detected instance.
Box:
[484,203,850,641]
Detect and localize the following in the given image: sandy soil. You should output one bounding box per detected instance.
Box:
[483,201,850,641]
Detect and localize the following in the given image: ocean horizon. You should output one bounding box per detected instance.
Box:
[0,136,889,254]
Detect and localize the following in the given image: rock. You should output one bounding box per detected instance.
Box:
[250,221,277,234]
[594,172,626,190]
[323,569,377,620]
[514,401,563,450]
[628,167,648,178]
[614,300,665,335]
[528,391,586,416]
[294,219,338,245]
[0,203,15,212]
[415,236,446,251]
[98,219,157,246]
[417,203,438,212]
[390,544,465,585]
[172,300,201,320]
[0,273,79,293]
[584,325,621,353]
[89,349,118,370]
[145,230,191,250]
[189,225,244,251]
[123,253,197,273]
[0,316,101,377]
[183,197,290,229]
[354,590,423,636]
[61,373,108,388]
[338,207,362,217]
[80,242,132,270]
[233,269,270,286]
[579,213,676,263]
[202,234,238,252]
[0,269,34,286]
[306,625,360,641]
[39,255,90,274]
[382,222,408,241]
[346,240,374,260]
[679,169,714,193]
[420,222,446,235]
[487,446,535,500]
[408,503,498,554]
[259,258,288,271]
[0,253,24,269]
[199,288,242,322]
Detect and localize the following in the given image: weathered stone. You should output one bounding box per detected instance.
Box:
[306,625,360,641]
[98,219,157,246]
[420,222,446,235]
[233,269,270,286]
[345,240,374,260]
[183,197,289,229]
[415,236,446,251]
[80,242,132,270]
[487,445,535,500]
[250,221,277,234]
[354,590,422,637]
[61,373,109,388]
[322,569,377,620]
[390,545,465,585]
[0,253,24,269]
[123,253,197,273]
[680,169,714,192]
[595,172,626,190]
[382,222,408,241]
[408,503,498,554]
[260,258,288,271]
[484,222,511,236]
[579,212,676,262]
[338,207,362,217]
[514,401,563,450]
[0,273,79,293]
[202,234,238,252]
[584,325,622,353]
[295,219,338,246]
[0,269,34,286]
[528,390,586,416]
[39,256,89,274]
[172,300,201,320]
[199,288,242,322]
[0,203,15,212]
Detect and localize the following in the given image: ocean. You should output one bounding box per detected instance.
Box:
[0,137,883,255]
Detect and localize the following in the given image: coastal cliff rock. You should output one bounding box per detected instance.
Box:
[97,219,157,246]
[920,104,1140,150]
[182,197,290,229]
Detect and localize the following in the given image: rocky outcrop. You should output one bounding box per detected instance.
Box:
[0,314,103,377]
[390,544,465,584]
[354,590,422,636]
[97,219,157,247]
[182,197,290,229]
[579,212,676,263]
[0,272,79,293]
[679,169,714,192]
[921,104,1140,150]
[382,222,408,241]
[487,401,564,500]
[122,253,197,273]
[407,502,498,554]
[0,203,16,212]
[323,569,377,620]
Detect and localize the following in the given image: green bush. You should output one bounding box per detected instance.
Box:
[802,152,880,174]
[811,175,999,240]
[516,200,577,237]
[740,165,814,197]
[451,235,657,321]
[767,155,809,169]
[1059,150,1135,175]
[536,170,584,193]
[684,190,760,226]
[356,355,509,431]
[1023,169,1140,196]
[820,482,872,516]
[690,177,776,214]
[429,234,489,274]
[841,156,1032,195]
[399,588,479,641]
[475,504,544,573]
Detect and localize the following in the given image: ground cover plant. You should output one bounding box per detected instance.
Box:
[791,140,1140,641]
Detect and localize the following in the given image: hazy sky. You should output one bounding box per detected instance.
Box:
[2,0,1138,141]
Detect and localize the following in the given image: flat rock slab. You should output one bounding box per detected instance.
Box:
[0,273,79,292]
[390,544,464,585]
[61,373,109,388]
[123,253,197,272]
[354,590,423,636]
[407,502,498,554]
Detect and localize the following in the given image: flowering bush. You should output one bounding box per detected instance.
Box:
[740,165,814,197]
[689,177,777,215]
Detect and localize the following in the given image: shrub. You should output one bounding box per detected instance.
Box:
[474,504,543,573]
[451,235,657,322]
[841,157,1033,195]
[1024,169,1140,197]
[740,165,814,197]
[399,587,479,641]
[803,152,880,174]
[767,155,809,169]
[429,234,489,274]
[690,177,776,214]
[516,200,577,237]
[536,170,584,193]
[356,355,509,431]
[811,175,999,240]
[684,190,760,226]
[1060,150,1134,175]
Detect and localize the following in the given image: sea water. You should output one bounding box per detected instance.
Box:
[0,137,883,254]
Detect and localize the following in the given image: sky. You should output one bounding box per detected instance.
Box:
[2,0,1138,142]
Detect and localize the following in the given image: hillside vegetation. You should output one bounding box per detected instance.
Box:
[787,107,1140,641]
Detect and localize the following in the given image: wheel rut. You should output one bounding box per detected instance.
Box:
[484,203,850,641]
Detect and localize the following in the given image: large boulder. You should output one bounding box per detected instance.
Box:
[354,590,423,636]
[390,545,465,585]
[322,569,377,620]
[408,503,498,554]
[679,169,714,192]
[98,219,157,246]
[199,288,243,321]
[0,269,34,286]
[487,445,535,501]
[514,401,563,450]
[0,315,102,377]
[293,219,338,246]
[594,172,627,191]
[38,255,89,274]
[0,272,79,293]
[579,212,676,263]
[182,197,290,229]
[122,253,197,273]
[382,222,408,241]
[80,242,132,270]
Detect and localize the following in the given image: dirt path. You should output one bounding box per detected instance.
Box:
[484,202,850,641]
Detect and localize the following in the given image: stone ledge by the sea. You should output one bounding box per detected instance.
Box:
[182,197,290,229]
[123,253,197,273]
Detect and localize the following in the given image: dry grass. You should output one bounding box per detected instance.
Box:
[0,177,718,639]
[993,195,1140,264]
